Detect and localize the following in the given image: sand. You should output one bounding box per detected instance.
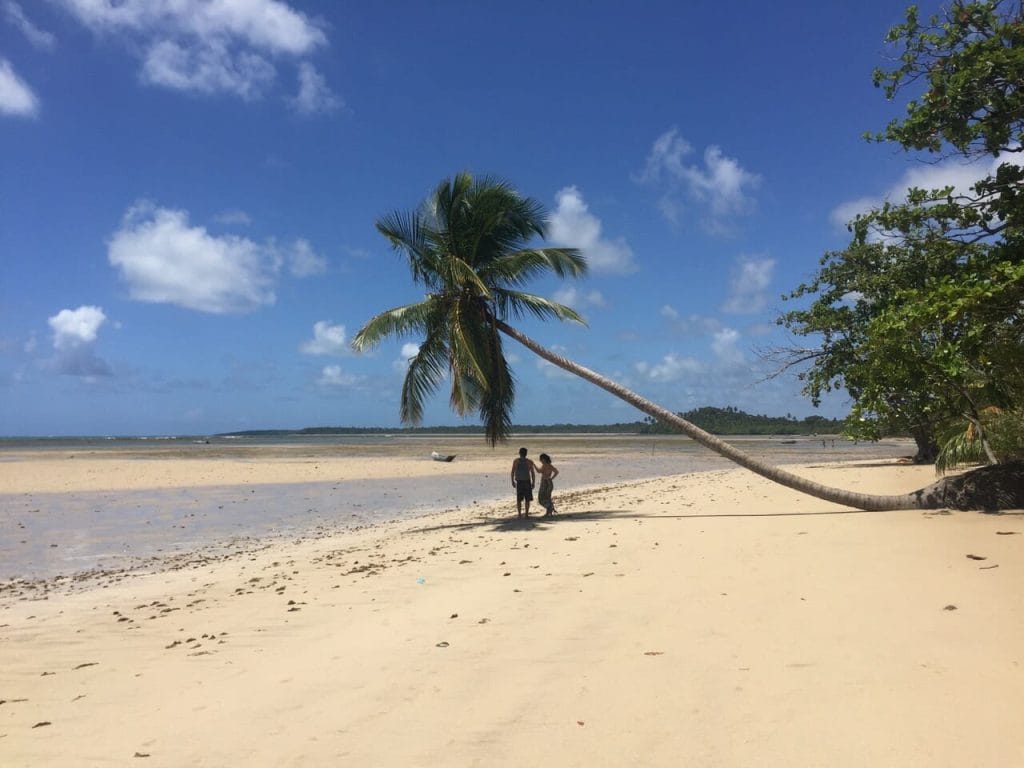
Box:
[1,457,1022,767]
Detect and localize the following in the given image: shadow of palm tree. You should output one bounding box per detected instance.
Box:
[405,503,1022,535]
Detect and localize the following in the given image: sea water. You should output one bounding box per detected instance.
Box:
[0,433,914,582]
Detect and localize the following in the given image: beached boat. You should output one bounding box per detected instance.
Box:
[431,451,456,462]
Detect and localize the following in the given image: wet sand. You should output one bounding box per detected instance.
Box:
[0,435,914,581]
[1,456,1021,767]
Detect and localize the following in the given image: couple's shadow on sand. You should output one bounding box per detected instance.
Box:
[411,509,637,534]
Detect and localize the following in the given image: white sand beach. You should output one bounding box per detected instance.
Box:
[1,455,1022,767]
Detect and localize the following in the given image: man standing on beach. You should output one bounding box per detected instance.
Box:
[511,447,537,517]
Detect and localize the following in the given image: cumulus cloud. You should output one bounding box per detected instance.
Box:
[287,238,327,277]
[4,1,56,50]
[635,127,761,233]
[391,342,421,372]
[0,58,39,117]
[54,0,334,109]
[660,306,724,336]
[291,61,341,115]
[548,186,637,274]
[830,153,1024,231]
[48,305,112,377]
[108,202,279,314]
[635,352,705,383]
[317,364,362,388]
[722,255,775,314]
[301,321,348,356]
[50,305,106,350]
[711,327,745,365]
[214,209,252,225]
[552,286,606,310]
[141,38,275,99]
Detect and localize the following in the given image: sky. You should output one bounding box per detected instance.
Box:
[0,0,978,436]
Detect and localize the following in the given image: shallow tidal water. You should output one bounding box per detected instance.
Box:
[0,433,915,581]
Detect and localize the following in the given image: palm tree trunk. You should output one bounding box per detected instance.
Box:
[497,320,940,511]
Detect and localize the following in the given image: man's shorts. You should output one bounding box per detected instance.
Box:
[516,484,533,502]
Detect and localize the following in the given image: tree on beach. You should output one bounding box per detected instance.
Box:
[352,172,1018,511]
[775,0,1024,471]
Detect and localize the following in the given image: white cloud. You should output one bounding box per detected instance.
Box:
[318,364,362,388]
[301,321,348,356]
[141,38,275,99]
[57,0,325,52]
[722,255,775,314]
[214,209,252,225]
[636,127,760,233]
[553,286,606,310]
[548,186,637,274]
[392,342,421,372]
[635,352,704,383]
[287,238,327,277]
[711,327,745,365]
[292,61,341,115]
[108,202,279,314]
[660,307,724,336]
[55,0,333,106]
[0,58,39,117]
[49,305,106,350]
[48,305,112,377]
[4,1,56,50]
[830,153,1024,231]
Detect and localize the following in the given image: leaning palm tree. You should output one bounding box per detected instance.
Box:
[352,173,1009,511]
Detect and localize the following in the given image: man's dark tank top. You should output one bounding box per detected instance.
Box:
[514,458,532,483]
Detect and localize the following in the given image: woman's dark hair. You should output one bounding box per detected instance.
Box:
[539,453,551,463]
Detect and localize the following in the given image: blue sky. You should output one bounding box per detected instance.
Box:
[0,0,966,436]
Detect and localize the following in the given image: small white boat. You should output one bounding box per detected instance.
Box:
[431,451,456,462]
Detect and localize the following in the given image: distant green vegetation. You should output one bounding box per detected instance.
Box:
[638,407,844,436]
[220,406,844,438]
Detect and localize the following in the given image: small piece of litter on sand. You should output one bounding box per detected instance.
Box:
[966,554,987,560]
[943,604,958,611]
[436,641,449,648]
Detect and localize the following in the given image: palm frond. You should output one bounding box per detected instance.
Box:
[481,247,587,286]
[936,428,986,473]
[492,289,587,325]
[376,211,440,288]
[477,329,515,445]
[400,336,449,425]
[351,298,441,351]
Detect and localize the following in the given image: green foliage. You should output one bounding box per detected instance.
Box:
[352,172,587,445]
[779,1,1024,464]
[987,409,1024,461]
[221,407,845,438]
[638,407,844,436]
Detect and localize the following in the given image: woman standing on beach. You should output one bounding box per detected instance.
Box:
[537,453,559,516]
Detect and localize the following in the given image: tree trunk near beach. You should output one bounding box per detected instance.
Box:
[496,321,1023,512]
